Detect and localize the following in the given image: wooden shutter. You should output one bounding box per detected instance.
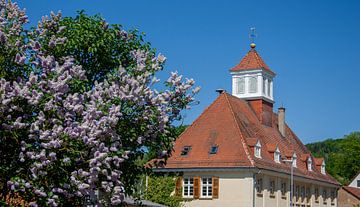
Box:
[175,177,182,197]
[193,176,200,199]
[212,176,219,199]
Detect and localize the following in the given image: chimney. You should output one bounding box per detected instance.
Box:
[278,107,286,137]
[248,99,273,127]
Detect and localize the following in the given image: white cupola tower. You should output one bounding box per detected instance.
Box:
[229,41,276,127]
[230,43,275,103]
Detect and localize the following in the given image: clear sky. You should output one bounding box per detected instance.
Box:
[17,0,360,143]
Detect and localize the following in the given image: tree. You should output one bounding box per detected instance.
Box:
[306,132,360,185]
[0,1,200,206]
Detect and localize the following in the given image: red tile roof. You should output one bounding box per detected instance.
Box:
[230,49,275,75]
[343,186,360,200]
[161,93,338,185]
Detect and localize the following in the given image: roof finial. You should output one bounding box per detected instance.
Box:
[249,27,257,49]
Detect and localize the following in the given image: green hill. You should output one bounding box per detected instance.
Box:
[306,132,360,185]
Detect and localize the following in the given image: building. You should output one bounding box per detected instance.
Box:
[338,172,360,207]
[154,42,340,207]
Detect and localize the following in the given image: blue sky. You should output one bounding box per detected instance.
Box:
[17,0,360,143]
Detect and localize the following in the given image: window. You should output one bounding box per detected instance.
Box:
[295,185,300,202]
[236,78,245,94]
[256,178,263,195]
[357,180,360,188]
[249,76,258,93]
[201,177,212,198]
[292,153,297,168]
[306,187,311,204]
[255,140,261,158]
[331,190,336,205]
[321,161,326,174]
[269,180,275,197]
[315,187,319,203]
[323,189,327,204]
[274,147,281,163]
[209,145,218,154]
[263,77,266,94]
[183,178,194,197]
[307,157,312,171]
[301,186,305,203]
[268,80,271,96]
[181,146,191,156]
[281,181,287,198]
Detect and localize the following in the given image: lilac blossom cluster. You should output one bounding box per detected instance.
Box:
[0,1,199,206]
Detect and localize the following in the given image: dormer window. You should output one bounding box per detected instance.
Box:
[255,140,261,158]
[274,147,281,163]
[307,157,313,171]
[292,153,297,168]
[209,145,218,154]
[321,161,326,174]
[181,146,191,156]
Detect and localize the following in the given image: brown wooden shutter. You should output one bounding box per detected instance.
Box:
[175,177,182,197]
[193,176,200,199]
[212,176,219,199]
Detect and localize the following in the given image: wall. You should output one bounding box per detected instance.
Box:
[349,173,360,188]
[338,188,360,207]
[182,170,254,207]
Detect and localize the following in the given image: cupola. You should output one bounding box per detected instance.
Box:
[230,42,276,127]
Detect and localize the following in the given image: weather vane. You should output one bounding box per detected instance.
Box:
[249,27,257,48]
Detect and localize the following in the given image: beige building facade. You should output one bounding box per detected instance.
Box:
[171,169,338,207]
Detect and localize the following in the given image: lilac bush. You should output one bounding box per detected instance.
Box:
[0,1,199,206]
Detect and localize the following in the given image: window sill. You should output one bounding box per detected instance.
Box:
[199,197,212,200]
[281,196,286,200]
[256,193,263,197]
[269,195,275,199]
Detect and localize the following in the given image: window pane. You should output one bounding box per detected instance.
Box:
[237,78,245,94]
[249,77,257,93]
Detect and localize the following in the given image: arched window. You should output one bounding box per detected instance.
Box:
[249,77,257,93]
[236,78,245,94]
[268,80,271,96]
[262,77,266,94]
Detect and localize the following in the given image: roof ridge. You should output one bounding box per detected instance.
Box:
[224,93,255,166]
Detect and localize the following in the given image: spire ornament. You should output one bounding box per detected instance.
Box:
[249,27,257,49]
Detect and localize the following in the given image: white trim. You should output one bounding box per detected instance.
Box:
[182,177,194,198]
[201,177,213,198]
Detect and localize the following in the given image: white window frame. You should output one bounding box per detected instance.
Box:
[255,140,261,158]
[201,177,213,198]
[292,153,297,168]
[183,177,194,198]
[321,161,326,174]
[307,157,313,171]
[274,147,281,163]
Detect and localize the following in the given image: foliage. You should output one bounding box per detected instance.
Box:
[144,175,183,207]
[0,1,200,206]
[306,132,360,185]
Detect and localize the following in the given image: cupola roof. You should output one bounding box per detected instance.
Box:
[230,44,275,75]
